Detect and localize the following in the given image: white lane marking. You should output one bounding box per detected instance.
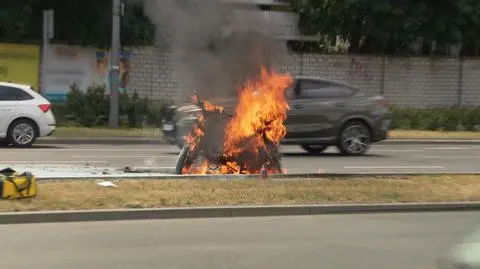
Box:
[411,155,480,159]
[370,149,425,152]
[344,165,444,169]
[69,155,175,158]
[0,161,108,164]
[132,166,175,170]
[423,147,472,150]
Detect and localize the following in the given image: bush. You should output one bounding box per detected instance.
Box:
[390,105,480,131]
[55,86,480,132]
[52,83,170,128]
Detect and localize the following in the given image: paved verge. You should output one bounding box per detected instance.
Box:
[1,202,479,225]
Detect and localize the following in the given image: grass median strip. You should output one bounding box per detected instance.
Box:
[53,127,160,138]
[1,175,479,212]
[53,127,480,139]
[390,130,480,139]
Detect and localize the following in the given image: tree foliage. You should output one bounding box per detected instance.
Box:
[290,0,480,55]
[0,0,155,48]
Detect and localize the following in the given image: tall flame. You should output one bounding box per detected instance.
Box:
[223,67,291,156]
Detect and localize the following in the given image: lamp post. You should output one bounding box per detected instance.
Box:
[108,0,123,128]
[41,9,54,95]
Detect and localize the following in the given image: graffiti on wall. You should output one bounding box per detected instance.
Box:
[94,50,131,89]
[45,45,132,100]
[347,58,372,81]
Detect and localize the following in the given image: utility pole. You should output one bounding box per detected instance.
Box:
[108,0,123,128]
[41,9,54,95]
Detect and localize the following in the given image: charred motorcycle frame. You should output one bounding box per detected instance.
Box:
[175,94,283,175]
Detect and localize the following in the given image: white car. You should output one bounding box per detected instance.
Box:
[0,82,56,147]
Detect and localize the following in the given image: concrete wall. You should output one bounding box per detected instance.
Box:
[128,48,480,107]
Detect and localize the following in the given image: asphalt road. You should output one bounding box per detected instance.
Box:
[1,143,480,174]
[0,212,478,269]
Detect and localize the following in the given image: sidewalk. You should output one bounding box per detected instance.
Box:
[37,136,167,145]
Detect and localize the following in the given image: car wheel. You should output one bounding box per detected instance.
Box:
[337,120,371,156]
[8,119,38,147]
[176,138,185,150]
[175,145,189,174]
[301,145,328,154]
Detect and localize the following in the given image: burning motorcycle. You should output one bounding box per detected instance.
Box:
[175,67,292,175]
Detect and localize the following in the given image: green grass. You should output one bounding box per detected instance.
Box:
[53,127,161,138]
[390,130,480,139]
[1,175,479,212]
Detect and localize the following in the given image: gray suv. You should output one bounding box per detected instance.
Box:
[162,76,392,156]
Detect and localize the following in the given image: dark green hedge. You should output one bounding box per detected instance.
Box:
[51,84,172,128]
[390,105,480,131]
[51,89,480,132]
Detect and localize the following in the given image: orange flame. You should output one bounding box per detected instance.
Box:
[223,67,292,157]
[182,66,293,175]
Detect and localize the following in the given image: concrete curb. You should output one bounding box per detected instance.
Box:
[1,202,479,225]
[36,137,480,145]
[35,171,480,181]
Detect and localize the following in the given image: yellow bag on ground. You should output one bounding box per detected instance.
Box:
[0,168,37,199]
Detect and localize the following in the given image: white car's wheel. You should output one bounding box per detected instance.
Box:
[8,119,38,147]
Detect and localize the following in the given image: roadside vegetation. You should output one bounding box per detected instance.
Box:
[52,84,172,129]
[1,175,479,212]
[390,106,480,132]
[50,88,480,139]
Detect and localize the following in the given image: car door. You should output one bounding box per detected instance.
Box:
[0,85,34,137]
[0,86,17,137]
[309,83,359,139]
[284,79,331,141]
[284,79,356,142]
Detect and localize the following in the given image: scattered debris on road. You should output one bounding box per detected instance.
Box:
[0,164,173,179]
[96,181,118,187]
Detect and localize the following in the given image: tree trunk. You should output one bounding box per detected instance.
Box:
[348,19,363,53]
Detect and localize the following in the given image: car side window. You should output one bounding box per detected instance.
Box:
[298,80,356,99]
[321,86,357,98]
[0,86,34,101]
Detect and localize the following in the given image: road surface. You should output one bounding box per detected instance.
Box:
[1,143,480,174]
[0,212,478,269]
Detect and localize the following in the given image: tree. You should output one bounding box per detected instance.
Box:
[439,0,480,55]
[0,0,155,48]
[290,0,421,54]
[0,0,36,42]
[290,0,480,55]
